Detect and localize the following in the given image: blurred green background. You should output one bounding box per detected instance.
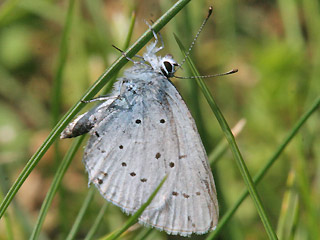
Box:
[0,0,319,239]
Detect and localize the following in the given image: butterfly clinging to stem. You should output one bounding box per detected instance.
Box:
[61,6,237,236]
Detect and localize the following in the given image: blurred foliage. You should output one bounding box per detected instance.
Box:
[0,0,319,239]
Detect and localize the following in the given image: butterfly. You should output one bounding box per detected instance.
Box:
[61,15,218,237]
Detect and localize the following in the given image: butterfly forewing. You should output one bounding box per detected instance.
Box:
[84,70,177,213]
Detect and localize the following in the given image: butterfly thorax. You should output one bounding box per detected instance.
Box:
[143,43,178,78]
[117,64,168,100]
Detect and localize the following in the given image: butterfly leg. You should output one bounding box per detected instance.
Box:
[122,95,132,109]
[144,20,164,53]
[81,95,117,103]
[112,44,149,67]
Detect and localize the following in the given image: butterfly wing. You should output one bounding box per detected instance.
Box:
[83,71,218,236]
[84,80,178,212]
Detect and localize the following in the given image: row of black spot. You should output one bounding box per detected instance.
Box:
[135,119,166,124]
[171,191,201,198]
[93,118,166,138]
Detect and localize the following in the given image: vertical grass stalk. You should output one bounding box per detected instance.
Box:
[175,36,278,239]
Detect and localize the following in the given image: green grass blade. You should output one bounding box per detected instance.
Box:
[175,35,278,240]
[29,136,85,240]
[84,202,108,240]
[51,0,75,126]
[123,10,136,52]
[103,176,167,240]
[66,187,95,240]
[206,96,320,239]
[0,0,191,219]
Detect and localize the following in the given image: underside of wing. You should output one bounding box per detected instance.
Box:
[83,92,178,213]
[83,78,218,236]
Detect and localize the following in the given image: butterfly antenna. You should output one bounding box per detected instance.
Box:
[174,69,238,79]
[176,6,213,71]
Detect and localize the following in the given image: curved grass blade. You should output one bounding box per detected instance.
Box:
[175,35,278,240]
[0,0,192,219]
[206,96,320,239]
[29,136,85,240]
[103,176,167,240]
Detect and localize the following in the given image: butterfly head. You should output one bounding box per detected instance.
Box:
[143,45,179,79]
[159,54,179,78]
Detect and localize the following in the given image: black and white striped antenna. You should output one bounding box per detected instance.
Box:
[176,6,213,71]
[175,6,238,79]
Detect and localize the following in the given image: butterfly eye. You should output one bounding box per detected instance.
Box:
[161,61,176,78]
[164,61,173,73]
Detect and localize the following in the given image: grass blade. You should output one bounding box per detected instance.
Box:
[0,0,191,219]
[123,10,136,52]
[206,96,320,239]
[29,136,85,240]
[175,35,278,239]
[103,176,167,240]
[51,0,75,126]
